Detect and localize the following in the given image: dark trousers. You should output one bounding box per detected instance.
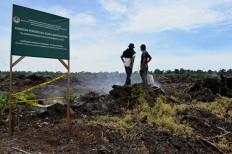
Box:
[125,67,132,85]
[140,64,148,88]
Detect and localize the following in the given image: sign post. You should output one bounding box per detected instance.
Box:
[9,4,70,136]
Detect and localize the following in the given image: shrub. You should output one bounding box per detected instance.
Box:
[0,94,8,115]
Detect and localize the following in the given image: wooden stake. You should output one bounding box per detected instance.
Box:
[9,55,13,136]
[67,59,70,129]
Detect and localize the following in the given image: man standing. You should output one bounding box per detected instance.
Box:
[121,43,136,85]
[140,44,152,88]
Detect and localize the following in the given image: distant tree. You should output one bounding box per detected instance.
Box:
[154,69,163,75]
[226,69,232,75]
[166,70,172,74]
[196,69,203,73]
[174,69,179,74]
[219,69,226,74]
[179,68,185,74]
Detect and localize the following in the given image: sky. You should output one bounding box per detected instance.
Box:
[1,0,232,72]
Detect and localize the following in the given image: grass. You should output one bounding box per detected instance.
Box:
[217,137,232,151]
[71,94,83,99]
[61,118,67,123]
[74,86,231,144]
[14,93,36,102]
[191,95,232,121]
[79,85,192,140]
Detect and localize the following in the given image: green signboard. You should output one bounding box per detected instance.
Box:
[11,4,70,60]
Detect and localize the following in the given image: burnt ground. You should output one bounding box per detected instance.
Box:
[0,74,232,153]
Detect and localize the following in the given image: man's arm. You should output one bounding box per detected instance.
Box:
[130,56,135,68]
[140,58,146,71]
[147,56,152,63]
[121,55,125,63]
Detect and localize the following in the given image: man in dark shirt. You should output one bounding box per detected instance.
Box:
[121,43,136,85]
[140,44,152,88]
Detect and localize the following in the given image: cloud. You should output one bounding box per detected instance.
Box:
[151,52,232,71]
[99,0,127,18]
[71,13,96,25]
[118,0,232,33]
[38,5,96,25]
[36,5,97,41]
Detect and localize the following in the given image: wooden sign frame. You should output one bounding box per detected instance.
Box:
[9,56,71,136]
[9,4,71,136]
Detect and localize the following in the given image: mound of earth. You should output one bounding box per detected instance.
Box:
[16,74,51,87]
[72,84,165,116]
[110,84,165,109]
[185,77,232,102]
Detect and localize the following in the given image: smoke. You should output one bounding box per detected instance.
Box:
[100,73,141,93]
[210,72,217,78]
[148,74,166,94]
[79,72,143,94]
[154,78,162,88]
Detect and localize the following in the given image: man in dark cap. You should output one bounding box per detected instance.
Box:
[140,44,152,88]
[121,43,136,85]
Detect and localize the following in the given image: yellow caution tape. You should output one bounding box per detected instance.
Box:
[13,95,64,107]
[15,97,65,102]
[12,73,68,96]
[11,73,69,107]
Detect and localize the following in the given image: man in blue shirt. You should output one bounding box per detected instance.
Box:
[121,43,136,85]
[140,44,152,88]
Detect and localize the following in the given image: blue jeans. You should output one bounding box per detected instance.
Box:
[125,67,132,85]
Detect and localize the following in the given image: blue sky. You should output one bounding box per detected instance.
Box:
[1,0,232,72]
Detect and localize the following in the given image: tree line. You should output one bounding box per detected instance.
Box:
[0,68,231,78]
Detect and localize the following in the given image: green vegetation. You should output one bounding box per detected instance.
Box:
[0,94,7,104]
[192,95,232,121]
[70,94,83,99]
[14,93,36,103]
[79,86,192,140]
[0,93,37,115]
[61,118,67,123]
[152,68,232,78]
[217,137,232,151]
[1,68,232,79]
[77,91,231,151]
[0,94,8,115]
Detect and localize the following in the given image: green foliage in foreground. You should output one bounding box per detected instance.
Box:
[0,94,7,104]
[70,94,83,99]
[14,93,36,102]
[0,93,37,115]
[0,94,8,115]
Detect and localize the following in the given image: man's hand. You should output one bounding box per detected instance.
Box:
[120,55,125,63]
[147,56,152,63]
[140,57,146,71]
[130,56,135,68]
